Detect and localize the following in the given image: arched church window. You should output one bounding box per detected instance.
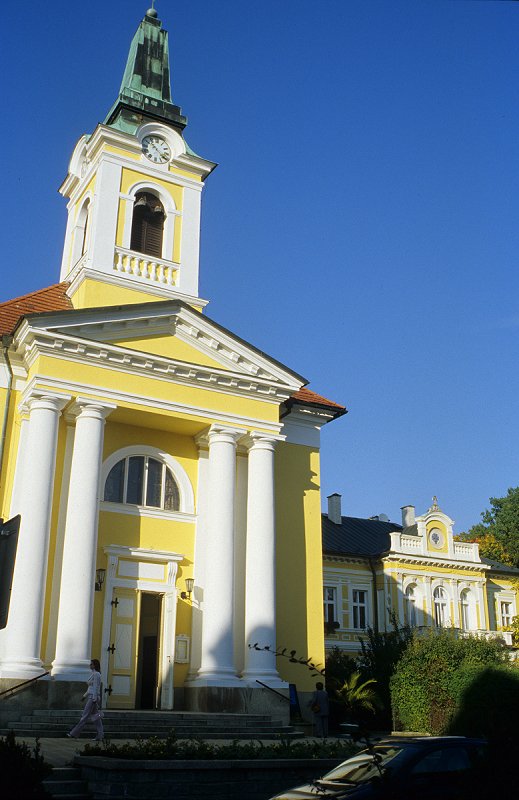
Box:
[433,586,448,628]
[404,585,417,627]
[80,199,91,256]
[130,192,165,258]
[104,455,180,511]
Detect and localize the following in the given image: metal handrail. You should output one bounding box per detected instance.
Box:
[0,670,49,699]
[255,679,290,702]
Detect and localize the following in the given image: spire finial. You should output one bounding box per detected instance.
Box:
[146,2,158,18]
[430,496,439,511]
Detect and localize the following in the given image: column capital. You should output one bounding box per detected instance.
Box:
[19,390,72,416]
[66,397,117,423]
[242,431,285,452]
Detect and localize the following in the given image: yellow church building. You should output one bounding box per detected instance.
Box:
[322,494,518,656]
[0,8,345,713]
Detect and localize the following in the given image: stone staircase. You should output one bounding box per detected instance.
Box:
[42,766,90,799]
[3,709,302,740]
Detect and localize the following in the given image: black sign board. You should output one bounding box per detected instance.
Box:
[0,515,20,630]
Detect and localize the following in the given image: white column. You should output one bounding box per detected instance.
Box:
[52,399,115,680]
[241,434,285,686]
[193,425,242,685]
[0,393,69,678]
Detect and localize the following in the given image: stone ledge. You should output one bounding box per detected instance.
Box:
[75,756,343,800]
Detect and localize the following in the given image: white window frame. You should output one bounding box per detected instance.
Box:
[433,585,448,628]
[105,455,180,511]
[460,588,476,631]
[500,600,513,628]
[352,587,369,631]
[404,584,418,627]
[323,585,338,625]
[101,445,195,518]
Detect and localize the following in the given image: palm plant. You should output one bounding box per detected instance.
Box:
[335,671,379,722]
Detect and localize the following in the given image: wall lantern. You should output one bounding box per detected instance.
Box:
[95,568,106,592]
[181,577,195,601]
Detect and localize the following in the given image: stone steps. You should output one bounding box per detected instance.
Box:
[2,709,302,741]
[42,766,90,799]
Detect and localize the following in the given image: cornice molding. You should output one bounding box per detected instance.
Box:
[382,553,490,572]
[16,325,295,405]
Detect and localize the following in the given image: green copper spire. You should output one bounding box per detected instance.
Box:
[105,7,187,132]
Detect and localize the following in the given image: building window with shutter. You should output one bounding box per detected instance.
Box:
[130,192,165,258]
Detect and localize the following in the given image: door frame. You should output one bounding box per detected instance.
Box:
[100,545,183,709]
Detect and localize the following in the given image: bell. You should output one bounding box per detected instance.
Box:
[134,195,148,208]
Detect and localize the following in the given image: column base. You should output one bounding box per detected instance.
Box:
[185,670,243,688]
[240,671,288,689]
[51,659,91,681]
[184,684,290,723]
[0,657,48,680]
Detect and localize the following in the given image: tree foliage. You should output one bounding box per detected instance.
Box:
[390,629,511,735]
[459,486,519,567]
[357,613,414,727]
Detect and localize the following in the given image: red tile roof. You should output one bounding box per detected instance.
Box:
[0,283,72,336]
[290,387,347,415]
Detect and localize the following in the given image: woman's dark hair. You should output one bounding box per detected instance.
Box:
[91,658,101,672]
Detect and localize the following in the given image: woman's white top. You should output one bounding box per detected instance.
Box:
[86,670,102,701]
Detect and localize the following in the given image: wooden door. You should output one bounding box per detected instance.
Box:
[106,588,140,709]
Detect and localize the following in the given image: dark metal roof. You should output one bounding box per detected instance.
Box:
[322,514,403,557]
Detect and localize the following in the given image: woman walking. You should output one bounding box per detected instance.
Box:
[67,659,104,741]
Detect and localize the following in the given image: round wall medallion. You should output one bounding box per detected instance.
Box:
[429,527,445,549]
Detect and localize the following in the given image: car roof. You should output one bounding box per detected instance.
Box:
[371,736,486,746]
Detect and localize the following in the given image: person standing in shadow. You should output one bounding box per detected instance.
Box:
[310,681,329,738]
[67,658,104,741]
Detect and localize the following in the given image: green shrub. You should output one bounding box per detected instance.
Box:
[390,629,511,735]
[82,734,356,761]
[0,730,51,797]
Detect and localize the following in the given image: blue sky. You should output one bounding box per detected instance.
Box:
[1,0,518,531]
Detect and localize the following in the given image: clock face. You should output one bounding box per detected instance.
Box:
[142,136,171,164]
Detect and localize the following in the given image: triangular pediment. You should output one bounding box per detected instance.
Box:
[20,299,306,389]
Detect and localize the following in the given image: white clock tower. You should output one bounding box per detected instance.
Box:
[59,7,216,311]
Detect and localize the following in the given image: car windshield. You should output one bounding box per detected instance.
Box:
[320,746,406,785]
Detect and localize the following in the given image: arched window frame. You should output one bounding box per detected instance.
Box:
[71,194,93,267]
[459,587,476,631]
[432,585,450,628]
[404,584,418,627]
[121,181,180,263]
[100,445,194,520]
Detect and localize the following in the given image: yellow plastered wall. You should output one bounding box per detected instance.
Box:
[114,335,227,369]
[426,520,449,555]
[69,278,169,310]
[30,354,281,426]
[275,442,324,690]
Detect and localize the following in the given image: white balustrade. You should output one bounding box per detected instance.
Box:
[113,246,179,288]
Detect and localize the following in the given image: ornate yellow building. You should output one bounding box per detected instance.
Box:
[322,494,518,655]
[0,9,345,713]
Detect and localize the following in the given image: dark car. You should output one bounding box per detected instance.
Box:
[269,736,487,800]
